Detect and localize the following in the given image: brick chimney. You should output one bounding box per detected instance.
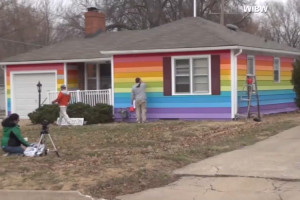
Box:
[85,7,106,37]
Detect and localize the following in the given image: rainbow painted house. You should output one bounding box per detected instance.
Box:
[0,9,299,121]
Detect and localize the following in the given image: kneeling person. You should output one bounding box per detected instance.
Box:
[1,113,31,155]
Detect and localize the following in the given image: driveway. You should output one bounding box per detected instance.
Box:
[117,126,300,200]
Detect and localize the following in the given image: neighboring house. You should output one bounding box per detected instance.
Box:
[0,8,299,120]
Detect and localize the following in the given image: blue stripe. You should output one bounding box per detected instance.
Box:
[115,91,232,98]
[240,89,295,96]
[238,93,296,101]
[115,102,232,108]
[239,99,295,107]
[116,96,231,104]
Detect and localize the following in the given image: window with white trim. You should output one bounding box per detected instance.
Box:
[173,55,211,95]
[274,57,281,82]
[247,56,255,75]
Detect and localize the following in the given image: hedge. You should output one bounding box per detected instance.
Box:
[28,103,113,124]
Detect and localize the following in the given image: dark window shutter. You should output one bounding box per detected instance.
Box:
[163,57,172,96]
[211,55,221,95]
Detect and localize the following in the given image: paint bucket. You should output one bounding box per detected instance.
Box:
[129,106,135,112]
[247,78,253,85]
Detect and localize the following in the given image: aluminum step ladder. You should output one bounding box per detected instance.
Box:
[236,74,261,121]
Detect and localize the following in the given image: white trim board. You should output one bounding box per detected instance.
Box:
[4,65,7,116]
[110,56,115,111]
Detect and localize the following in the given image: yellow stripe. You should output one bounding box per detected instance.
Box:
[68,84,79,89]
[258,85,293,90]
[115,71,163,78]
[220,69,231,75]
[58,79,64,84]
[221,75,231,81]
[221,86,231,91]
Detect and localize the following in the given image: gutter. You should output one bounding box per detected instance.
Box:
[100,46,300,56]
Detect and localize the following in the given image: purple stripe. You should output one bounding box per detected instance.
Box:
[148,107,231,114]
[115,107,231,114]
[239,102,298,114]
[115,118,229,123]
[114,107,231,121]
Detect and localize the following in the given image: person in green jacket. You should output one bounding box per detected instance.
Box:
[1,113,31,155]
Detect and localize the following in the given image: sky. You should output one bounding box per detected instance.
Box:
[256,0,288,5]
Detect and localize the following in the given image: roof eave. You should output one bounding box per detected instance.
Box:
[0,57,111,66]
[100,46,300,56]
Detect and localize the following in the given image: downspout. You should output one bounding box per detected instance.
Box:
[232,49,243,119]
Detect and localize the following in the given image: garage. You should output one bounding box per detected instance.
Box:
[11,72,56,118]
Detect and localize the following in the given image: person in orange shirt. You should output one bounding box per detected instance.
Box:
[52,85,72,125]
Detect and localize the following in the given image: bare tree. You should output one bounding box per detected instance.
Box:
[258,0,300,48]
[55,0,256,35]
[0,0,58,59]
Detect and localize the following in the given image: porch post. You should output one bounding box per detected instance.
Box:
[64,63,67,86]
[76,90,81,102]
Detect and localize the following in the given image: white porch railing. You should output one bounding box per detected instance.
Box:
[47,89,113,106]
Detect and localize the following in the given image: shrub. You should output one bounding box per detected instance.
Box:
[67,103,91,118]
[28,104,60,124]
[28,103,113,125]
[85,103,114,124]
[291,59,300,107]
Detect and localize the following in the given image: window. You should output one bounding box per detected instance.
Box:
[172,55,211,95]
[247,56,255,75]
[274,57,281,82]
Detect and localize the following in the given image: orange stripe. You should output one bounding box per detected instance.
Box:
[115,61,163,68]
[238,59,247,65]
[220,64,231,70]
[256,65,274,71]
[256,60,273,66]
[221,58,231,65]
[115,66,163,73]
[57,69,64,75]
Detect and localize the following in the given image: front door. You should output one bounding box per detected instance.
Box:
[85,63,111,90]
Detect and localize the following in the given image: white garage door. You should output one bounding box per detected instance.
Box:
[12,73,56,118]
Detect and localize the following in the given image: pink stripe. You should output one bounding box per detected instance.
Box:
[255,55,273,61]
[114,56,162,63]
[237,54,247,59]
[114,50,231,63]
[8,63,63,72]
[281,57,294,63]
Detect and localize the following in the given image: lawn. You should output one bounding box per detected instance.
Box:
[0,112,300,200]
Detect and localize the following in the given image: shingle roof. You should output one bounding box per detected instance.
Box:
[1,17,299,63]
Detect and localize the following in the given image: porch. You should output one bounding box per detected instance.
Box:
[46,61,113,107]
[47,89,113,106]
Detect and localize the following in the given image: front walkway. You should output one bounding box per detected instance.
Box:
[117,126,300,200]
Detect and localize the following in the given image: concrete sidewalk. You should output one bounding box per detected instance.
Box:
[117,126,300,200]
[0,190,97,200]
